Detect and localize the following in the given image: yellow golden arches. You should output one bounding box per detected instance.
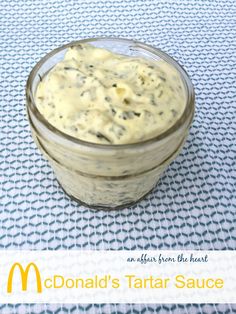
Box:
[7,262,42,293]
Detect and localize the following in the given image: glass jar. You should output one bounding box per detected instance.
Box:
[26,38,195,210]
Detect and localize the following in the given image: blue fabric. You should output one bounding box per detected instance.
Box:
[0,0,235,312]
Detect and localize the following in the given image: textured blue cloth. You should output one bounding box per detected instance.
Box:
[0,0,235,313]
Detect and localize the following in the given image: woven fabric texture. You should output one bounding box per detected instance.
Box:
[0,0,235,313]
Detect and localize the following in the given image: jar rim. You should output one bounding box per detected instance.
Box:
[26,37,195,150]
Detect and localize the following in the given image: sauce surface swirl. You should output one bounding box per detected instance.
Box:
[36,44,186,144]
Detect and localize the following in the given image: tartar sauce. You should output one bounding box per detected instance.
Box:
[36,43,186,144]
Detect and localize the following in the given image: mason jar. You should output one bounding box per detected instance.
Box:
[26,38,195,210]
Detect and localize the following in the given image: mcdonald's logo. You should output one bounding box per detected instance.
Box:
[7,262,42,293]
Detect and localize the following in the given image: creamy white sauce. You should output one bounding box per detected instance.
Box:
[36,43,186,145]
